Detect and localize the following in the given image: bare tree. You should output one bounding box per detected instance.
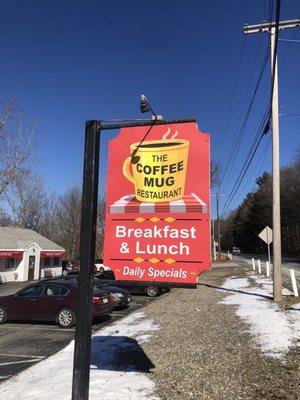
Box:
[0,207,11,226]
[211,161,221,188]
[95,199,106,259]
[50,186,106,260]
[52,186,82,259]
[5,172,55,235]
[0,99,37,198]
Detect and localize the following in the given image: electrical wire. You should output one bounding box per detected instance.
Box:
[218,39,266,188]
[221,133,266,216]
[238,134,271,196]
[269,0,281,115]
[279,38,300,43]
[219,46,269,191]
[221,108,270,216]
[130,97,158,164]
[221,0,281,217]
[218,37,264,189]
[216,37,246,163]
[280,113,300,116]
[257,135,272,174]
[280,105,300,108]
[130,117,157,164]
[280,30,299,71]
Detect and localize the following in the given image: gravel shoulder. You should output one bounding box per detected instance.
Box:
[143,266,300,400]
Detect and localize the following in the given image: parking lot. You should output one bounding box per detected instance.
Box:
[0,284,159,382]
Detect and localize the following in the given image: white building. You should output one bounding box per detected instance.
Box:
[0,227,66,282]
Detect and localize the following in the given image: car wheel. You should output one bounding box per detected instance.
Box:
[57,307,76,328]
[98,267,104,274]
[62,269,68,276]
[146,286,160,297]
[0,306,7,324]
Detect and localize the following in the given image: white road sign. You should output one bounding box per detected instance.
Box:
[258,226,273,245]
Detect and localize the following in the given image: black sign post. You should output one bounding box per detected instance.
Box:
[71,117,196,400]
[72,120,100,400]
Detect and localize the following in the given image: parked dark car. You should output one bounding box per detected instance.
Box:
[62,260,79,276]
[232,247,241,255]
[62,261,99,276]
[0,280,114,328]
[95,270,170,297]
[61,275,131,309]
[95,284,131,309]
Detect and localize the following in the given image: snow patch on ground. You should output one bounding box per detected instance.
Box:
[219,275,300,360]
[0,311,161,400]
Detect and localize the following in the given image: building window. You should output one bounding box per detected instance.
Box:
[54,257,59,266]
[44,257,51,267]
[5,258,14,269]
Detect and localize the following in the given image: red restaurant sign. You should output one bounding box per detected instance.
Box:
[40,251,66,257]
[103,122,210,285]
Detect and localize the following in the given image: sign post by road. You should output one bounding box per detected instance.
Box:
[72,116,210,400]
[72,120,100,400]
[258,226,273,265]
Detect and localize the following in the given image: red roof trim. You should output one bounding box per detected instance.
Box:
[0,251,23,259]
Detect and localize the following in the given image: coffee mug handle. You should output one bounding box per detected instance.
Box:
[122,157,135,184]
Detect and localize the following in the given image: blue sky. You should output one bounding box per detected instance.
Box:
[0,0,299,216]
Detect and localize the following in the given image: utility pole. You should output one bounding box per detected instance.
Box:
[216,193,221,260]
[212,193,224,260]
[211,216,216,261]
[244,18,300,301]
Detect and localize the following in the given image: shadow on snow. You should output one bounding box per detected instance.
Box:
[199,283,272,300]
[90,335,155,373]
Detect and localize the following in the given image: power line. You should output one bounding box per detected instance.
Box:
[219,46,269,191]
[280,113,300,116]
[216,37,246,163]
[218,37,265,189]
[220,99,269,195]
[269,0,281,116]
[238,134,271,196]
[239,106,270,169]
[280,104,300,108]
[221,133,266,216]
[257,136,272,173]
[221,112,268,215]
[243,3,300,302]
[278,38,300,43]
[221,108,269,216]
[280,30,299,71]
[222,1,287,217]
[218,36,264,190]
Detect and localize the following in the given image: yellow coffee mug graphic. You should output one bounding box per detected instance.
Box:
[123,139,190,203]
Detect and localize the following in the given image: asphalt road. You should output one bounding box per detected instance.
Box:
[233,254,300,278]
[0,285,159,383]
[230,254,300,295]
